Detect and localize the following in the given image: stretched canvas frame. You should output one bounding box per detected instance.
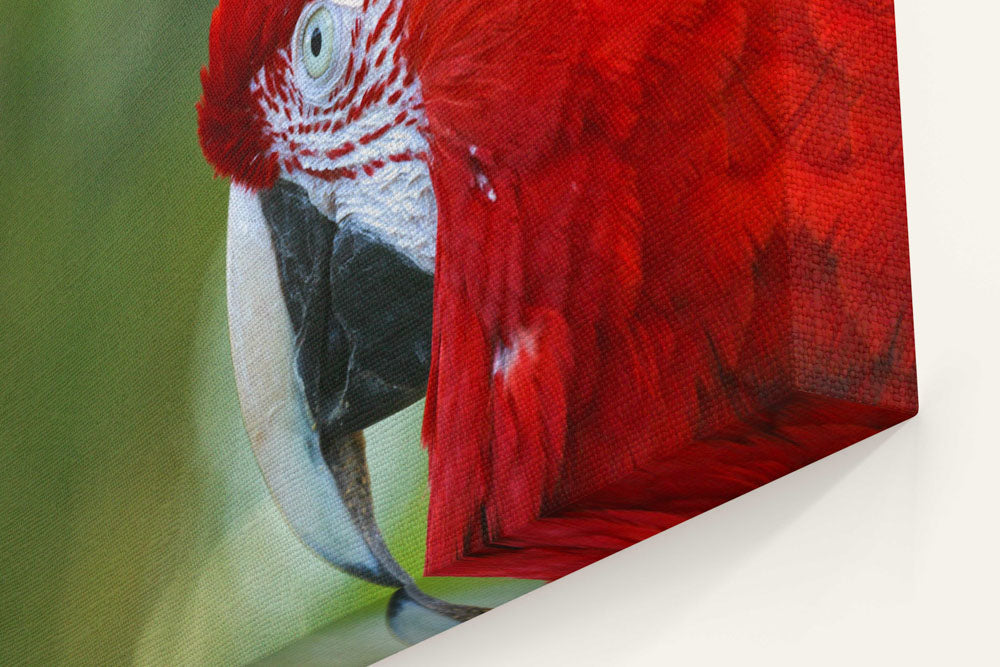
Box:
[202,0,916,660]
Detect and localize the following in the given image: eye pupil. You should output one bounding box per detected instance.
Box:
[310,28,323,58]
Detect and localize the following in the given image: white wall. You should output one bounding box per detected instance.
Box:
[383,2,1000,665]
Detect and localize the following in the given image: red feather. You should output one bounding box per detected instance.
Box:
[196,0,915,581]
[198,0,307,190]
[412,0,915,579]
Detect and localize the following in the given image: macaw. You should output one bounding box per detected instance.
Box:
[198,0,911,643]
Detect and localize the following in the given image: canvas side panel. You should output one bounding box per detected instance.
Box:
[783,0,917,412]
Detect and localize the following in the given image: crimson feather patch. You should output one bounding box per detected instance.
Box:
[415,0,916,580]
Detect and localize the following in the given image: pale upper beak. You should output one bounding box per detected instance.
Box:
[225,180,491,643]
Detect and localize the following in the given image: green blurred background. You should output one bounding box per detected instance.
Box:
[0,3,538,664]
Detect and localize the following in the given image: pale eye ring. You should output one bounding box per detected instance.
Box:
[301,5,336,79]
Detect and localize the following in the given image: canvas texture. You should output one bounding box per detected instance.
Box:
[1,1,914,665]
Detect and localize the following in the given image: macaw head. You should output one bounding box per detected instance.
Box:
[199,0,436,267]
[199,0,436,446]
[196,2,503,638]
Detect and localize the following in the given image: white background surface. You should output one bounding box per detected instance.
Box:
[382,2,1000,665]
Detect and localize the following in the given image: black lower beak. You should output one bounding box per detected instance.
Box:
[259,179,434,439]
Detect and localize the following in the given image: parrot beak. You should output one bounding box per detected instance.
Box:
[226,180,487,643]
[224,179,434,584]
[254,178,435,438]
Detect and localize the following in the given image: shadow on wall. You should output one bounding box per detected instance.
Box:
[375,420,920,666]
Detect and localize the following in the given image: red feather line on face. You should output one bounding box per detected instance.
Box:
[198,0,419,191]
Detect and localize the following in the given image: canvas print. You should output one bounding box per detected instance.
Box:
[188,0,916,661]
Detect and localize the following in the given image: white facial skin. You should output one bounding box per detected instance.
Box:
[253,0,438,272]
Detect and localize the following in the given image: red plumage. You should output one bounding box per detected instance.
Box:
[409,0,915,579]
[199,0,915,581]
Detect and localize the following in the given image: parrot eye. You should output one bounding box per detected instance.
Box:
[293,1,356,98]
[301,6,336,79]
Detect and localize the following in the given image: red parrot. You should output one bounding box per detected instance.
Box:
[199,0,914,640]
